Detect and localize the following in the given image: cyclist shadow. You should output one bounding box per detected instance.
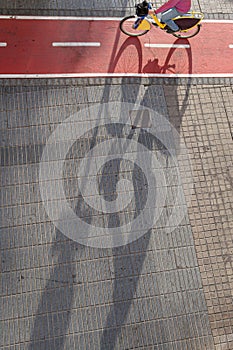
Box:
[142,57,176,74]
[99,125,155,350]
[99,37,194,350]
[98,87,176,349]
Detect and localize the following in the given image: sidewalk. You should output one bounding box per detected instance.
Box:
[1,2,233,350]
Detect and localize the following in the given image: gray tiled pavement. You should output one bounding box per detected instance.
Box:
[1,84,215,350]
[1,2,233,350]
[0,82,222,350]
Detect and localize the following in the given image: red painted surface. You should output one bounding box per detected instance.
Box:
[0,18,232,75]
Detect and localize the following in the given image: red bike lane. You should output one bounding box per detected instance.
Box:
[0,16,232,77]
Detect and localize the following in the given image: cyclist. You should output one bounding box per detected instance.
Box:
[149,0,191,33]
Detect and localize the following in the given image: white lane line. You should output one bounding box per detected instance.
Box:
[0,15,123,21]
[202,19,233,23]
[1,73,233,78]
[229,44,233,48]
[0,16,233,23]
[52,42,100,47]
[0,42,7,47]
[145,43,190,48]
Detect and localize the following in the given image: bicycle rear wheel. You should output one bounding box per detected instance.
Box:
[172,17,201,38]
[120,15,150,37]
[173,24,201,38]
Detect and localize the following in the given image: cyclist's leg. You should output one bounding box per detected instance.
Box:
[161,7,182,31]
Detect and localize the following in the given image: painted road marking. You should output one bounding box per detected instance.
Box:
[0,16,233,23]
[52,42,101,47]
[0,43,7,47]
[144,44,190,48]
[0,15,124,21]
[1,73,233,79]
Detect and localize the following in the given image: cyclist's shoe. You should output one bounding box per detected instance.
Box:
[166,27,180,33]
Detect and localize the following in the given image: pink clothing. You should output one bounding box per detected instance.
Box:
[155,0,191,14]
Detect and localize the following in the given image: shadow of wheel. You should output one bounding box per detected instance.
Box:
[108,36,143,73]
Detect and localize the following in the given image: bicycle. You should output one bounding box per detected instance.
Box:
[120,1,204,39]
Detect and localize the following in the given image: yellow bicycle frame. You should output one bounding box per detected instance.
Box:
[138,11,204,32]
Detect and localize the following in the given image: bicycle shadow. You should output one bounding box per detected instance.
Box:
[28,29,194,350]
[28,231,84,350]
[108,36,143,74]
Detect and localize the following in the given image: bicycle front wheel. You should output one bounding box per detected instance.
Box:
[120,15,150,37]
